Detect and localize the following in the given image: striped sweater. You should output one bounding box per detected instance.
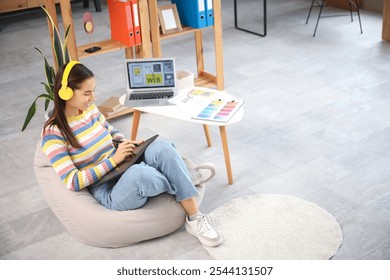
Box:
[41,104,125,191]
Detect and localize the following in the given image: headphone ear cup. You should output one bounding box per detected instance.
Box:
[59,86,74,100]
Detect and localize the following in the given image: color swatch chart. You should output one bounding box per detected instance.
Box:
[192,99,243,123]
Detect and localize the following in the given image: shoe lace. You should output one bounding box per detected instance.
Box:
[197,215,212,234]
[191,170,202,182]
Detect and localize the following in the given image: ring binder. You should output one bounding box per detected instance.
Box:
[172,0,207,29]
[107,0,135,47]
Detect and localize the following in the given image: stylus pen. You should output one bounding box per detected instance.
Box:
[112,139,139,146]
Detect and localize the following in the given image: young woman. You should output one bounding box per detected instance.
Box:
[41,61,222,247]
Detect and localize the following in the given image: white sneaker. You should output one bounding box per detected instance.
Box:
[186,214,223,247]
[190,162,216,185]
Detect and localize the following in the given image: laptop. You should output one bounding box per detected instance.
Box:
[124,58,178,107]
[91,134,159,188]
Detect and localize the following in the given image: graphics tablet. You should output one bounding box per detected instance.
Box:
[93,134,159,188]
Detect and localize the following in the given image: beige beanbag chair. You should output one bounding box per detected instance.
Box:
[34,142,205,248]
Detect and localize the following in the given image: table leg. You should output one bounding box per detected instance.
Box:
[219,126,233,185]
[131,110,141,140]
[203,124,212,147]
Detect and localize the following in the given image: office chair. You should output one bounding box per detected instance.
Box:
[306,0,363,37]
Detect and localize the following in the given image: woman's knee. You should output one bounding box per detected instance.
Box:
[111,165,154,210]
[150,139,175,152]
[121,163,155,183]
[145,140,176,161]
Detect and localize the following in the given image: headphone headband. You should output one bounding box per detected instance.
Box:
[59,61,80,100]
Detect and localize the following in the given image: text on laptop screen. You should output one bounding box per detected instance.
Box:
[127,60,175,89]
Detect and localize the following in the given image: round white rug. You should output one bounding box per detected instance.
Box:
[204,194,342,260]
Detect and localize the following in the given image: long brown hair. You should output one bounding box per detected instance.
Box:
[43,63,94,148]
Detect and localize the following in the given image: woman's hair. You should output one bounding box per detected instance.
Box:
[43,62,94,148]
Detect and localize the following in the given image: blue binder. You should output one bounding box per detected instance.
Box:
[172,0,207,29]
[205,0,214,27]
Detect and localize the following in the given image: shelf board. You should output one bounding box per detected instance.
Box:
[195,71,217,88]
[160,26,212,40]
[77,39,129,59]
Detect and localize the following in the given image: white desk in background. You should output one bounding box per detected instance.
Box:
[233,0,390,41]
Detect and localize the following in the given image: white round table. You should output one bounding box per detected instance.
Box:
[121,87,244,184]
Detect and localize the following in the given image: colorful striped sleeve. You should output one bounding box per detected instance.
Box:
[94,105,125,141]
[41,126,117,192]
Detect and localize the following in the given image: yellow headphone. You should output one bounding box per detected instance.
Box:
[59,61,80,100]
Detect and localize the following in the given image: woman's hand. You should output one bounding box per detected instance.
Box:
[112,140,139,165]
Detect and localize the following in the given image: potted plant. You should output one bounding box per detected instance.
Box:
[22,5,71,131]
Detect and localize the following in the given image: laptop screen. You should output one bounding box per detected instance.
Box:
[126,58,176,90]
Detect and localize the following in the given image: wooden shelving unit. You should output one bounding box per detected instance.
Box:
[0,0,60,13]
[43,0,152,62]
[147,0,224,90]
[42,0,154,120]
[42,0,224,124]
[76,39,128,59]
[43,0,223,87]
[159,26,207,39]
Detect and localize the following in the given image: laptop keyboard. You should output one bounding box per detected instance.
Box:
[130,91,174,100]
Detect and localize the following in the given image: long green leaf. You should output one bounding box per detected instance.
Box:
[35,47,50,81]
[34,47,44,56]
[40,5,66,67]
[22,92,54,131]
[35,47,55,99]
[44,57,53,86]
[63,25,72,62]
[37,88,53,101]
[40,5,56,28]
[53,25,64,67]
[44,99,51,111]
[22,101,37,131]
[49,65,55,86]
[43,53,53,86]
[23,5,70,131]
[42,83,53,97]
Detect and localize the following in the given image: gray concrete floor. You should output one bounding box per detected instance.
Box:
[0,0,389,259]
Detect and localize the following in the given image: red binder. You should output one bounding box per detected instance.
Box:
[107,0,135,47]
[130,0,142,45]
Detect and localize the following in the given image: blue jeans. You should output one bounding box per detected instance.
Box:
[88,140,199,211]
